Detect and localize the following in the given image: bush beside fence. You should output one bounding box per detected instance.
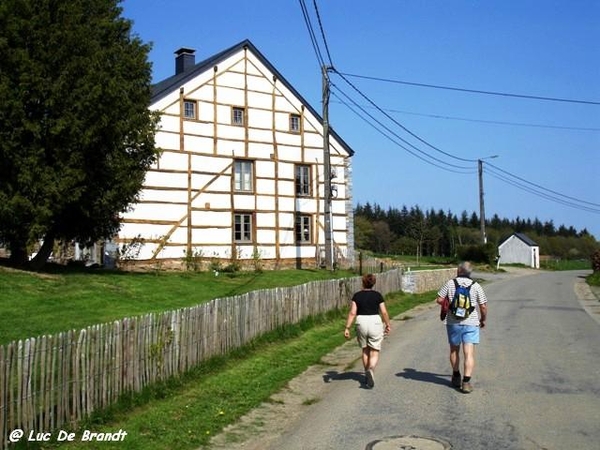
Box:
[0,268,450,449]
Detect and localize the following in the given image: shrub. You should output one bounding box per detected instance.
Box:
[591,249,600,273]
[456,243,496,264]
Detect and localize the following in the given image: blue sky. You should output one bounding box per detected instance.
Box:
[122,0,600,239]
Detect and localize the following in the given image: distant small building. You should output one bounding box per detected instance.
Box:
[498,233,540,268]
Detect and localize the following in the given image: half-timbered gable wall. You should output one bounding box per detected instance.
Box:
[119,40,354,268]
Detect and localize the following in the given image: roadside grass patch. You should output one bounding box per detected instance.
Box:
[0,267,355,344]
[587,271,600,286]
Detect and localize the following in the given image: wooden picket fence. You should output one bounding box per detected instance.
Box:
[0,270,404,449]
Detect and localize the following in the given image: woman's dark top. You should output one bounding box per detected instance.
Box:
[352,289,384,315]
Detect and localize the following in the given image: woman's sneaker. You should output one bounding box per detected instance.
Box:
[366,369,375,388]
[461,382,473,393]
[451,373,462,388]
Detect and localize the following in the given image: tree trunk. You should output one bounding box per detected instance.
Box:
[8,241,29,268]
[30,233,55,270]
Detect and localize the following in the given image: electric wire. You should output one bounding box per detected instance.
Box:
[485,161,600,208]
[485,169,600,214]
[329,100,600,132]
[312,0,334,67]
[338,72,600,106]
[298,5,597,218]
[298,0,325,68]
[332,69,478,163]
[331,85,475,173]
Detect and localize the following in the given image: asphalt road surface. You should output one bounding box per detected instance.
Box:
[210,269,600,450]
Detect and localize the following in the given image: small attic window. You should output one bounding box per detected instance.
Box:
[184,100,197,119]
[290,114,301,132]
[232,107,245,126]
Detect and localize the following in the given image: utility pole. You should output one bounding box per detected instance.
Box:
[322,65,334,270]
[478,159,486,244]
[478,155,498,244]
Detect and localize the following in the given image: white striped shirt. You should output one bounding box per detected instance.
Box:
[438,276,488,326]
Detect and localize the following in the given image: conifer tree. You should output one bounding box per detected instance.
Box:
[0,0,159,268]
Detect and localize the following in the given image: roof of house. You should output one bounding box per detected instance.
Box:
[500,232,539,247]
[151,39,355,156]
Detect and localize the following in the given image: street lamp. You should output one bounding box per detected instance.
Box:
[478,155,498,244]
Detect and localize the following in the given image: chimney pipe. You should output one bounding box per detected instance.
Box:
[175,48,196,75]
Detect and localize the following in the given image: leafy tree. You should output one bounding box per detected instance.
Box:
[353,216,374,250]
[370,221,394,254]
[0,0,159,268]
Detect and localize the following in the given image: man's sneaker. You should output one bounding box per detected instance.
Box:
[366,369,375,388]
[451,373,462,388]
[461,382,473,393]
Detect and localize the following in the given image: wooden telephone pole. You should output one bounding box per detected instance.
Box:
[322,65,334,270]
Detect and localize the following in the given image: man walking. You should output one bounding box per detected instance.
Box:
[436,261,488,393]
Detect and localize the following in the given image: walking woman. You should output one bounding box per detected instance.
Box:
[344,273,391,388]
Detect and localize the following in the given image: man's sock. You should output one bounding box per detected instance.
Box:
[463,376,471,383]
[453,371,460,378]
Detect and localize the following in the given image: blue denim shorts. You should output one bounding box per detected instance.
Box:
[446,324,480,346]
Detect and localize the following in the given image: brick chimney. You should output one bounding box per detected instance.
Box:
[175,48,196,75]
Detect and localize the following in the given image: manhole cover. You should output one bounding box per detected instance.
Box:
[366,435,451,450]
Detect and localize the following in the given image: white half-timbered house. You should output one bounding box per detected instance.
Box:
[117,40,355,269]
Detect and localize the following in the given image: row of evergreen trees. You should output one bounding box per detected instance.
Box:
[354,202,598,260]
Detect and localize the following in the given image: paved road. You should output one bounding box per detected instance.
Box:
[211,269,600,450]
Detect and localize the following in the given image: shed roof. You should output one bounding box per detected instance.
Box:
[500,232,539,247]
[151,39,355,156]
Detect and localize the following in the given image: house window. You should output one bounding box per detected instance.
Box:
[295,215,312,243]
[295,164,311,197]
[234,213,253,243]
[290,113,301,132]
[234,160,253,192]
[184,100,197,119]
[232,107,245,126]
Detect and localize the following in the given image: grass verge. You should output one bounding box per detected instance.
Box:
[24,290,433,450]
[587,271,600,286]
[0,267,355,344]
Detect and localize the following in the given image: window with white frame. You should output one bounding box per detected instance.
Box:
[290,113,301,132]
[234,160,253,192]
[183,100,197,119]
[234,213,253,243]
[295,164,311,197]
[295,214,312,243]
[232,107,245,126]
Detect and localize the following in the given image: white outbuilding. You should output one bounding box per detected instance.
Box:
[498,232,540,269]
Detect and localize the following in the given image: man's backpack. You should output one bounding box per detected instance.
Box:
[450,279,475,319]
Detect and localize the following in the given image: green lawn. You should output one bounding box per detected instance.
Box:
[0,266,355,345]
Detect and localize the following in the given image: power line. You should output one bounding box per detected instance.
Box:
[485,161,600,208]
[332,69,478,164]
[331,86,474,173]
[330,100,600,132]
[311,0,333,67]
[485,169,600,214]
[332,76,599,214]
[298,9,598,219]
[298,0,325,68]
[338,72,600,106]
